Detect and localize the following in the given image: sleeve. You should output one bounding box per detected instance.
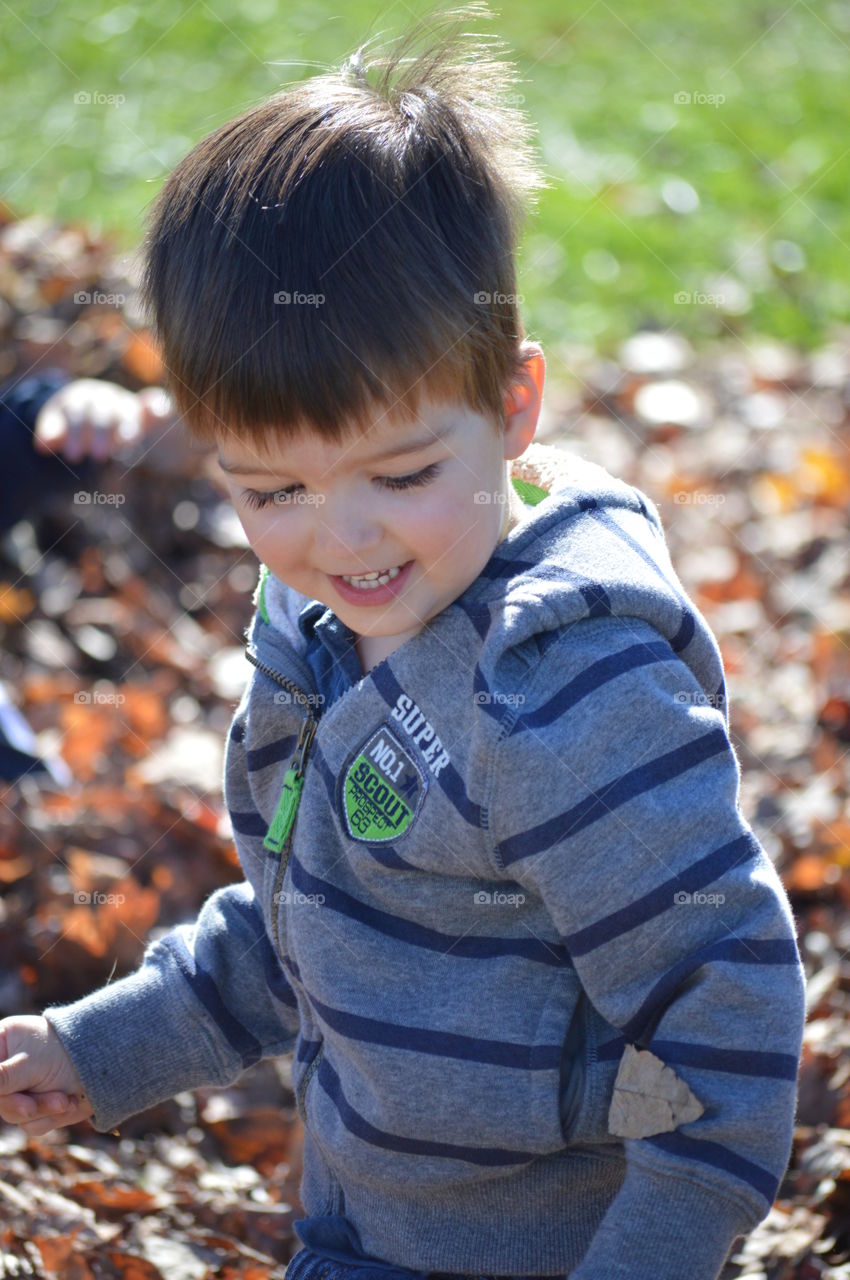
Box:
[43,880,302,1134]
[0,366,74,426]
[487,615,806,1280]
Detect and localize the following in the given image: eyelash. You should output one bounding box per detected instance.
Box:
[241,463,442,510]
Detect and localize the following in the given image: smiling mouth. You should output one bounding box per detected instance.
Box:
[340,563,406,587]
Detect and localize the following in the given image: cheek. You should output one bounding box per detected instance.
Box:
[236,507,300,566]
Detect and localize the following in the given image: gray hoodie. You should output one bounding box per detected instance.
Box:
[44,442,806,1280]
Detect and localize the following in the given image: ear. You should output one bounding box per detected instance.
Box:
[502,341,545,460]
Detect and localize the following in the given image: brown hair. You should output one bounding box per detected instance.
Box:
[137,1,548,453]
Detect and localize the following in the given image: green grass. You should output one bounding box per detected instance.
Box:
[2,0,848,356]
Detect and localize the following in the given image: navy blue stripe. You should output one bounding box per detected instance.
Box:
[317,1053,545,1166]
[230,808,268,837]
[288,851,571,968]
[296,1035,322,1063]
[580,582,611,616]
[622,937,801,1043]
[228,893,298,1009]
[562,831,757,956]
[644,1130,779,1204]
[511,640,674,733]
[303,988,561,1069]
[647,1039,800,1082]
[246,733,298,772]
[597,1035,798,1080]
[497,727,730,868]
[164,936,264,1069]
[588,508,696,654]
[370,663,483,827]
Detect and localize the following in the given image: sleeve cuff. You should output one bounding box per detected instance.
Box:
[570,1153,761,1280]
[43,945,235,1133]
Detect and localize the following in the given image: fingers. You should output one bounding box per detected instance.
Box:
[32,379,142,464]
[0,1089,92,1135]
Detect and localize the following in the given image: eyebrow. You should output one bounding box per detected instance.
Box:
[217,423,455,476]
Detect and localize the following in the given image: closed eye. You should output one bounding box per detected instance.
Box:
[240,462,442,510]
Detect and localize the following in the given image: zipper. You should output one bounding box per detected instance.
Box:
[246,645,326,1131]
[245,648,319,960]
[297,1042,324,1122]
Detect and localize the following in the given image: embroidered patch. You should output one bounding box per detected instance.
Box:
[339,723,426,843]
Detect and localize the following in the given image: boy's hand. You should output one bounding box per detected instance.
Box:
[0,1015,95,1135]
[33,378,177,464]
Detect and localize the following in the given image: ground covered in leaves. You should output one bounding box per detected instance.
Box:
[0,204,849,1278]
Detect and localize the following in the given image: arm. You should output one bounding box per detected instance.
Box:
[488,616,806,1280]
[43,880,301,1133]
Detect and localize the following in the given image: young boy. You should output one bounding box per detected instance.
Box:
[0,6,806,1278]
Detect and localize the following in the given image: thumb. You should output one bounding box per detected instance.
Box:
[0,1049,33,1096]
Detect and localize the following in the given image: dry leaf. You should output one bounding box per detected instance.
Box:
[607,1045,705,1139]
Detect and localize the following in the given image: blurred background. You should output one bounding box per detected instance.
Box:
[1,4,849,1277]
[3,0,850,354]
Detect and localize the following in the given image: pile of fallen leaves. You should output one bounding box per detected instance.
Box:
[1,200,849,1278]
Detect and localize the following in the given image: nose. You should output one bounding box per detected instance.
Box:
[313,490,383,567]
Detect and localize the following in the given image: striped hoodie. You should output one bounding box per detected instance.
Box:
[44,441,806,1280]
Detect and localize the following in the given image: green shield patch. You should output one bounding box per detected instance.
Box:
[339,723,426,843]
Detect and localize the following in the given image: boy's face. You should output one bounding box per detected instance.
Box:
[217,355,543,667]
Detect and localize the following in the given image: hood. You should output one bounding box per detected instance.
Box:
[252,441,727,723]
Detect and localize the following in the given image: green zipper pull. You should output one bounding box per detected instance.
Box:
[263,716,317,854]
[266,768,305,849]
[264,766,304,852]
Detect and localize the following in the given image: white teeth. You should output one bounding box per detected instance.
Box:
[342,564,404,588]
